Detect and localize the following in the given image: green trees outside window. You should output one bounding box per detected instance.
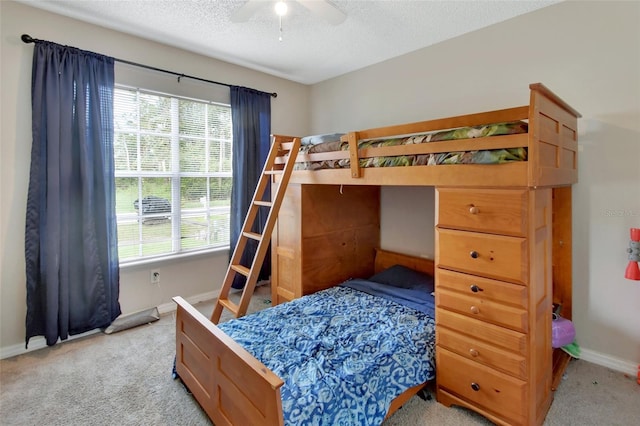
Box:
[114,87,232,262]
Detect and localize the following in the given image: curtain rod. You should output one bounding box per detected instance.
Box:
[21,34,277,98]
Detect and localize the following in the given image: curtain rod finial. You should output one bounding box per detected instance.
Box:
[21,34,35,44]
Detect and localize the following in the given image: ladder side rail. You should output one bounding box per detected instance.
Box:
[236,137,301,316]
[211,136,300,323]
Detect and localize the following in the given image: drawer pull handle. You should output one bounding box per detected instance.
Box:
[471,382,481,391]
[469,348,479,357]
[470,251,479,259]
[470,284,483,293]
[469,205,479,215]
[470,306,480,314]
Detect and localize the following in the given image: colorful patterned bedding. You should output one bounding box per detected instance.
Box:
[217,283,436,426]
[295,121,528,170]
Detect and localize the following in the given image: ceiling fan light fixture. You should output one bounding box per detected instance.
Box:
[275,1,288,17]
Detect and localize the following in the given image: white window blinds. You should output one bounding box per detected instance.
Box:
[114,87,232,262]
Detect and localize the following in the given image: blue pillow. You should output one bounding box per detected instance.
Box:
[368,264,434,293]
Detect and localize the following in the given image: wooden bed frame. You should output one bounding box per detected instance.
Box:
[274,83,580,189]
[272,81,579,334]
[174,248,435,426]
[175,83,580,425]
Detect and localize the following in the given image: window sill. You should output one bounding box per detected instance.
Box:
[119,246,230,271]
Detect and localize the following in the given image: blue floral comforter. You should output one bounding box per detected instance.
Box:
[217,284,436,425]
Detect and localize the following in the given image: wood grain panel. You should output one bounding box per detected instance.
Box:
[374,248,434,275]
[174,297,284,426]
[437,188,528,236]
[437,288,528,332]
[528,189,553,425]
[436,310,527,355]
[437,349,527,425]
[286,162,530,187]
[301,225,379,294]
[436,228,528,284]
[528,84,579,187]
[355,106,529,140]
[436,269,527,307]
[552,187,573,319]
[437,327,527,379]
[301,185,379,237]
[272,184,380,303]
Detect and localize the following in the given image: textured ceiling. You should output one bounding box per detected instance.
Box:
[22,0,559,84]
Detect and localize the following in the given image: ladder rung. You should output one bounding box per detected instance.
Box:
[230,264,251,277]
[242,231,262,241]
[280,142,296,150]
[210,135,300,324]
[217,298,239,314]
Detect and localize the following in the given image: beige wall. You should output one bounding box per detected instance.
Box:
[2,0,639,374]
[0,0,310,356]
[310,1,640,372]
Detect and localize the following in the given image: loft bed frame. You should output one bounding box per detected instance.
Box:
[273,81,579,338]
[274,83,580,189]
[174,83,581,425]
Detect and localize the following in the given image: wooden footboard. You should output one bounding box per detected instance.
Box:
[173,296,284,426]
[174,295,428,425]
[174,249,436,425]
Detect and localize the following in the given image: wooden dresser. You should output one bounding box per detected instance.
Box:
[435,187,554,426]
[271,184,380,305]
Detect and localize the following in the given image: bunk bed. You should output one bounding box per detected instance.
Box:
[174,83,581,426]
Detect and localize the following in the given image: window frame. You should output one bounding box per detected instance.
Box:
[113,85,233,265]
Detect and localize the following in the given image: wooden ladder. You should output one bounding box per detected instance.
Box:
[210,136,301,324]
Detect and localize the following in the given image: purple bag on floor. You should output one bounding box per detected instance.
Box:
[552,314,576,348]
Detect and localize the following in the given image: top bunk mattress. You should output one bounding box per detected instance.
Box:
[295,121,528,171]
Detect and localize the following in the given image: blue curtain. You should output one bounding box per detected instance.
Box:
[25,41,121,347]
[229,87,272,288]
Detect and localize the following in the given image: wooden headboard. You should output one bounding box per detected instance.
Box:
[374,248,435,276]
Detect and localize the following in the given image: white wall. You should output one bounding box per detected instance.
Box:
[0,1,310,356]
[310,1,640,373]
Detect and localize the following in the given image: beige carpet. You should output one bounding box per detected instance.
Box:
[1,284,638,425]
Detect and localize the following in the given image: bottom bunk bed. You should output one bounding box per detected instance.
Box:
[173,249,436,426]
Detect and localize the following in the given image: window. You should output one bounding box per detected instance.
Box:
[113,87,232,263]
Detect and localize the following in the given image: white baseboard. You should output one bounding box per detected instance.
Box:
[157,290,218,315]
[9,288,634,378]
[579,347,638,376]
[1,328,102,360]
[0,290,220,360]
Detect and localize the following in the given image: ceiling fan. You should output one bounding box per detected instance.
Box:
[230,0,347,25]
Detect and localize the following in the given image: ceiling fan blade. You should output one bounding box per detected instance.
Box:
[230,1,265,23]
[297,0,346,25]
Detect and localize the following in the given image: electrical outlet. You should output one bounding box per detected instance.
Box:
[150,270,160,285]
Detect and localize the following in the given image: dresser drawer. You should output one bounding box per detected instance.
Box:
[436,228,528,284]
[436,269,527,306]
[437,288,528,332]
[436,188,527,237]
[437,348,526,425]
[437,327,527,379]
[436,269,528,332]
[436,309,527,356]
